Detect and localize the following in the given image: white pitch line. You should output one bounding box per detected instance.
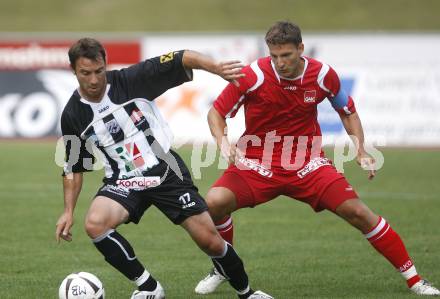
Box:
[358,191,438,200]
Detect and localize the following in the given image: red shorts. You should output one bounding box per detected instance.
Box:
[212,157,358,212]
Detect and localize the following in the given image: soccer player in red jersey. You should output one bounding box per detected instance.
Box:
[195,21,439,296]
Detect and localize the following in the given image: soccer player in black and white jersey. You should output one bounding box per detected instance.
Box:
[55,38,273,299]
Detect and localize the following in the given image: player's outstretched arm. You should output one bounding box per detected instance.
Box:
[339,111,376,180]
[182,50,244,86]
[55,172,83,243]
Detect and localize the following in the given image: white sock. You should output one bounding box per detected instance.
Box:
[237,285,250,295]
[135,269,151,286]
[401,265,418,280]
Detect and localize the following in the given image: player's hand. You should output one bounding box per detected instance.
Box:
[215,60,245,87]
[220,140,244,165]
[55,212,74,243]
[356,152,376,180]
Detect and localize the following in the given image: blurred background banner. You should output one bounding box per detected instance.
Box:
[1,33,439,146]
[0,33,439,146]
[0,40,141,138]
[0,40,141,70]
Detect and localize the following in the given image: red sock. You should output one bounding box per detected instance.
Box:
[215,216,234,245]
[365,217,421,288]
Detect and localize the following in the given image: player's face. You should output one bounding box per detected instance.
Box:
[73,56,107,102]
[268,43,304,79]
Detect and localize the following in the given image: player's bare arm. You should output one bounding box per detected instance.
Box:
[207,106,242,164]
[339,111,376,180]
[182,50,244,86]
[55,172,83,242]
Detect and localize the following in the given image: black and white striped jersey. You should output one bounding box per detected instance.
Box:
[61,50,192,182]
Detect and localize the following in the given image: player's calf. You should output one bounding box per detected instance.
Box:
[93,229,160,294]
[363,216,440,295]
[209,242,273,298]
[214,215,234,244]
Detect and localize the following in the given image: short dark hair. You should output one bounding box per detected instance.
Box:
[265,21,302,46]
[68,38,106,68]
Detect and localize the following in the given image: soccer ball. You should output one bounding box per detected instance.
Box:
[59,272,105,299]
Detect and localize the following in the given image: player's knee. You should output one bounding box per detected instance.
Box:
[345,205,368,221]
[84,213,108,239]
[338,201,377,231]
[337,199,365,219]
[206,189,233,221]
[206,189,220,205]
[192,225,225,256]
[201,234,226,256]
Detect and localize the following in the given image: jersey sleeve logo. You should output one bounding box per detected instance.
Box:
[160,51,175,63]
[304,90,317,103]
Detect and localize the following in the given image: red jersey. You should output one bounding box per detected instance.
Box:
[213,56,356,171]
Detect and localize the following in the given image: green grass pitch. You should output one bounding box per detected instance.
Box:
[0,141,438,298]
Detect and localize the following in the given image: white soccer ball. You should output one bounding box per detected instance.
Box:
[59,272,105,299]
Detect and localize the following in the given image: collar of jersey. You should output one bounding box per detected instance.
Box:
[79,84,111,105]
[271,56,308,84]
